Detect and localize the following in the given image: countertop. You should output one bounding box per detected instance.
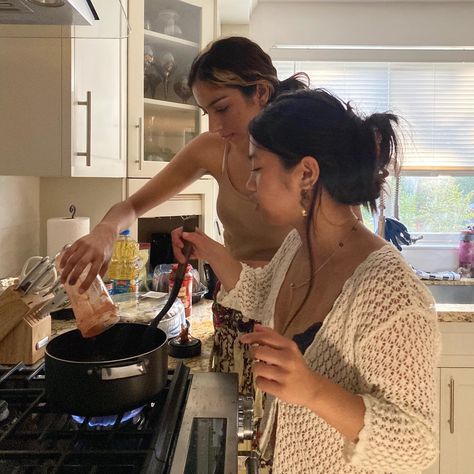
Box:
[436,304,474,322]
[423,278,474,286]
[420,277,474,322]
[50,287,474,377]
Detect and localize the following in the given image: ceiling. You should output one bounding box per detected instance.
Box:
[218,0,474,24]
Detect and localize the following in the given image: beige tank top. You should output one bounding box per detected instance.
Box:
[216,145,291,262]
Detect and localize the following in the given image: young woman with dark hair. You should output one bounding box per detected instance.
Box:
[177,89,440,473]
[59,37,308,396]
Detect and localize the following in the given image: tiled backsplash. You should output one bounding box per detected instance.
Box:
[0,176,40,278]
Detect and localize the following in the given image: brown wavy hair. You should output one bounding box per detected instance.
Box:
[188,36,308,101]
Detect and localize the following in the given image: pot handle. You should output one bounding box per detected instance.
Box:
[94,361,148,380]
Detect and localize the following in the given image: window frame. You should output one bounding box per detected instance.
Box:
[274,59,474,241]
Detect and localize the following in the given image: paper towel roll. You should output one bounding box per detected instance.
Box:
[47,217,90,257]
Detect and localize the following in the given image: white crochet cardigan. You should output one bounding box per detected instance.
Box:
[218,230,441,474]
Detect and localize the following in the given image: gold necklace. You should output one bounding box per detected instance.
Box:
[282,218,361,335]
[290,218,361,289]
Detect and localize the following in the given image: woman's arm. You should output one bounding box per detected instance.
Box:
[242,304,440,471]
[60,133,224,291]
[177,229,300,320]
[241,325,365,441]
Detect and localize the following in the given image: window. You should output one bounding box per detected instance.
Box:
[275,61,474,234]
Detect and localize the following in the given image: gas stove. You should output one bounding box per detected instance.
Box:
[0,361,256,473]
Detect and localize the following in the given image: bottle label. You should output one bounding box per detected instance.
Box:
[112,278,140,294]
[104,280,114,296]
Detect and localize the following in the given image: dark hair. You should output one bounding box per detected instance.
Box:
[249,88,400,320]
[188,36,308,102]
[249,88,399,213]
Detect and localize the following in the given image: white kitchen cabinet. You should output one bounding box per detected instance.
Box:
[0,1,127,177]
[439,368,474,473]
[423,322,474,474]
[73,0,128,39]
[70,37,125,177]
[127,0,215,178]
[127,175,217,240]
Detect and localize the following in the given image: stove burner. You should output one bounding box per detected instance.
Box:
[0,363,193,473]
[71,406,145,427]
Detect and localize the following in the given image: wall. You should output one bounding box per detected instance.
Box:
[251,1,474,62]
[220,23,250,37]
[0,176,40,278]
[39,177,125,255]
[250,1,468,272]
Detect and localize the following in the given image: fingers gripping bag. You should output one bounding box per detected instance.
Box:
[55,253,119,338]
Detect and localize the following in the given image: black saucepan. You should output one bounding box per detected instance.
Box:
[45,220,196,416]
[45,323,168,416]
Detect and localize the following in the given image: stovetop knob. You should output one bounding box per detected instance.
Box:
[237,395,254,442]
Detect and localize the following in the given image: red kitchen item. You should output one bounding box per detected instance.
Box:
[168,263,193,318]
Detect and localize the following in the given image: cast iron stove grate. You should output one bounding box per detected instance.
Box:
[0,361,190,474]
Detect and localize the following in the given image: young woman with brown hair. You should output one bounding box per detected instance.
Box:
[59,36,308,396]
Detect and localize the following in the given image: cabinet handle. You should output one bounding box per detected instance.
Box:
[135,117,143,171]
[448,376,455,434]
[76,91,92,166]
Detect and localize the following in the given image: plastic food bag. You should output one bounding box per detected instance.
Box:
[55,255,119,338]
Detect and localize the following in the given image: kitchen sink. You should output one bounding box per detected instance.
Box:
[427,284,474,304]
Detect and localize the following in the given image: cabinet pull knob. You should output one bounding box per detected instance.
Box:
[135,117,143,171]
[448,376,455,434]
[76,91,92,166]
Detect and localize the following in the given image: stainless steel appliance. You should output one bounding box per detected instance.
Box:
[0,361,257,473]
[0,0,98,25]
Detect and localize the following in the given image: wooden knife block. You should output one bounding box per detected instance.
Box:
[0,286,53,365]
[0,313,51,365]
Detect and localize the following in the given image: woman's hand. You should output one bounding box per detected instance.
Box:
[171,226,226,263]
[172,227,243,292]
[241,324,321,408]
[59,222,117,292]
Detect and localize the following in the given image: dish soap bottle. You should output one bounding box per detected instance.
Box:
[458,227,474,278]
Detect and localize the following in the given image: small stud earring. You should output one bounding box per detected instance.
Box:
[300,188,309,217]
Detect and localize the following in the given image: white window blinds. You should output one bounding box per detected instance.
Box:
[274,61,474,172]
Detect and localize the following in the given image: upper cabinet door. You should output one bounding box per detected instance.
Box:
[72,0,129,39]
[71,38,125,177]
[128,0,215,178]
[0,37,63,176]
[0,2,127,178]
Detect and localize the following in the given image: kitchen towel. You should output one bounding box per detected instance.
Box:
[47,217,90,258]
[413,267,461,281]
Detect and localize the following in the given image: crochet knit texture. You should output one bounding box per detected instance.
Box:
[218,230,441,474]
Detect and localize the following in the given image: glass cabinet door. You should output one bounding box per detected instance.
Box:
[128,0,212,177]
